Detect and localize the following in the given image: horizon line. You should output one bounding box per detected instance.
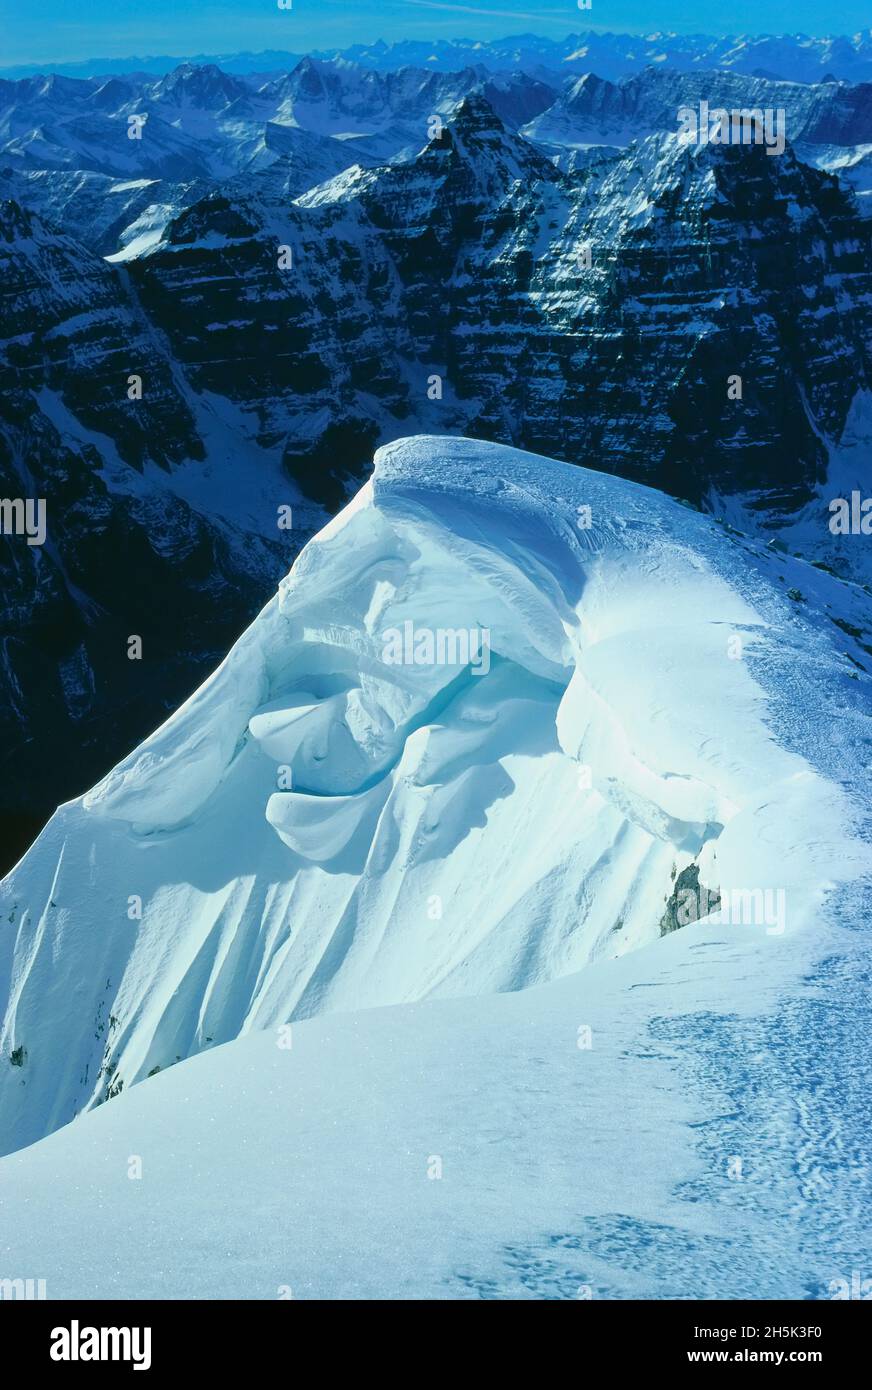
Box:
[2,26,871,77]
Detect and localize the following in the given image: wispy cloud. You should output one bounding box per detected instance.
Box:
[403,1,572,19]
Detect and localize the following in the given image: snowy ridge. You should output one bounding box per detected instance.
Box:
[0,437,869,1161]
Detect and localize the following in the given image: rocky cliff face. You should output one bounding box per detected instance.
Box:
[131,96,872,522]
[0,198,292,857]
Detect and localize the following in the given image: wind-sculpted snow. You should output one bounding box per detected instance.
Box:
[0,437,869,1159]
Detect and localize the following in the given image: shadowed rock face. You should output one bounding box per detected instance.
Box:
[134,98,871,518]
[0,198,289,852]
[660,862,722,936]
[1,93,871,868]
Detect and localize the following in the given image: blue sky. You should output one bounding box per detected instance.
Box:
[0,0,866,66]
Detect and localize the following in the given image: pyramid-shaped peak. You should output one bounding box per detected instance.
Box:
[153,62,247,108]
[424,92,557,186]
[449,91,510,132]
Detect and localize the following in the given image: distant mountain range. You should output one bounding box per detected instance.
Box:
[3,57,872,245]
[6,30,872,84]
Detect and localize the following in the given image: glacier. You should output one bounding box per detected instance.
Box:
[1,435,870,1297]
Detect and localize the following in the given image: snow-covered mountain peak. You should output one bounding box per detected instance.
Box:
[150,62,249,110]
[1,436,868,1158]
[420,92,559,190]
[438,89,518,139]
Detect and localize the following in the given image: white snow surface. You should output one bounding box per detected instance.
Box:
[1,912,870,1300]
[0,436,870,1296]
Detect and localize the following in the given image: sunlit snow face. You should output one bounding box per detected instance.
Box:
[81,440,862,967]
[258,486,572,806]
[253,480,578,859]
[252,465,860,957]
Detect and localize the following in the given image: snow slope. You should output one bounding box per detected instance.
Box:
[1,436,870,1173]
[1,905,870,1300]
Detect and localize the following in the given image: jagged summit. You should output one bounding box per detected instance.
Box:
[420,91,559,187]
[151,62,249,109]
